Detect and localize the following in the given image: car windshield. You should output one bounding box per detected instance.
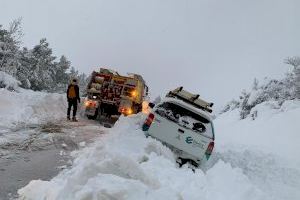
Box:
[155,102,213,138]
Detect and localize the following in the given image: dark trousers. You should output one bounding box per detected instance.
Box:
[67,98,78,117]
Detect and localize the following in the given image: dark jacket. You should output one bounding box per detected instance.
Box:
[67,84,80,102]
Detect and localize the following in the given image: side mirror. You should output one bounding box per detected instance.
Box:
[145,86,149,96]
[148,102,155,108]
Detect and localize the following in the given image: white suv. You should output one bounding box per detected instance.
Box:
[143,90,215,167]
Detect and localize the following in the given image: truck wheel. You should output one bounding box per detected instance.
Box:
[134,105,142,114]
[87,115,94,120]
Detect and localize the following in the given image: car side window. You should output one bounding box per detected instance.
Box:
[155,102,211,134]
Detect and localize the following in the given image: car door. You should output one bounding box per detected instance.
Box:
[148,101,213,160]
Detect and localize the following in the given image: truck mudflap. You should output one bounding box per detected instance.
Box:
[85,107,97,116]
[84,99,99,118]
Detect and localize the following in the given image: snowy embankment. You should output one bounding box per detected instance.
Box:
[0,72,67,144]
[0,89,67,129]
[215,100,300,165]
[18,100,300,200]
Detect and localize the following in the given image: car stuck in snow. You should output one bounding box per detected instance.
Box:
[143,87,215,167]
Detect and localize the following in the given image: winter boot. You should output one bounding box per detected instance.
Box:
[72,116,78,122]
[67,115,71,120]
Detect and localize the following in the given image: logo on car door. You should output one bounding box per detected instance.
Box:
[185,136,205,149]
[185,136,193,144]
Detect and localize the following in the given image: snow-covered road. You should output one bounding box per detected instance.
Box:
[0,118,105,199]
[1,87,300,200]
[18,111,300,200]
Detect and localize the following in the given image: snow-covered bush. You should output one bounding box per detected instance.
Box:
[221,71,297,119]
[0,71,20,91]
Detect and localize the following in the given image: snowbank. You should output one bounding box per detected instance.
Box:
[212,100,300,200]
[0,71,20,91]
[215,100,300,164]
[0,88,67,129]
[18,100,300,200]
[19,114,265,200]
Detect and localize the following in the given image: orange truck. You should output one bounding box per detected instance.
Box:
[84,68,149,119]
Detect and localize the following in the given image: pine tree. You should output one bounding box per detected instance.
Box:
[252,78,259,90]
[53,55,71,92]
[29,38,56,91]
[239,90,251,119]
[284,56,300,99]
[295,66,300,99]
[69,66,78,80]
[16,47,32,88]
[0,19,22,76]
[78,72,89,96]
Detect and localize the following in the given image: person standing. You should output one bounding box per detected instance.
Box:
[67,78,80,121]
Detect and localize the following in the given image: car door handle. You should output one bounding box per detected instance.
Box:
[178,129,184,133]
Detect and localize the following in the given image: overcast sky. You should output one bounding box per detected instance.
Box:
[1,0,300,108]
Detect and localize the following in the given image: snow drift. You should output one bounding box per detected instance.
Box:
[0,71,21,91]
[0,89,67,129]
[18,98,300,200]
[0,85,68,146]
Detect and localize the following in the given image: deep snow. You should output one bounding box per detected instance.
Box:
[1,82,299,200]
[18,99,300,200]
[0,71,21,91]
[0,88,67,146]
[0,87,103,199]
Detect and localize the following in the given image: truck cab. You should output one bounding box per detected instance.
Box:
[84,68,148,120]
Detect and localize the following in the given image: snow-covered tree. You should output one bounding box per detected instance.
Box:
[0,20,87,93]
[0,19,22,76]
[284,56,300,99]
[284,56,300,69]
[221,72,297,119]
[28,38,57,91]
[16,47,32,88]
[252,78,259,90]
[52,55,71,92]
[68,66,78,81]
[78,72,89,96]
[295,67,300,99]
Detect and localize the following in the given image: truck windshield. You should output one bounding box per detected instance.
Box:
[155,102,213,138]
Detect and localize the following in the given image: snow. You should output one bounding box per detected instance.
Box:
[0,71,21,91]
[0,89,67,129]
[0,88,67,145]
[14,97,300,200]
[215,100,300,165]
[247,89,262,105]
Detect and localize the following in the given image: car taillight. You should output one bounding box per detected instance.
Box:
[205,141,214,160]
[142,113,154,131]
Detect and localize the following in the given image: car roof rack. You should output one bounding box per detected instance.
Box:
[166,87,214,113]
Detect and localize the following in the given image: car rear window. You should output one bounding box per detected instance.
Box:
[155,102,213,138]
[156,102,208,122]
[155,102,214,139]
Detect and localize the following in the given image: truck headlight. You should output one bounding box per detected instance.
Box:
[131,90,137,97]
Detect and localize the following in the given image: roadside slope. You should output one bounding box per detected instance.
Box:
[19,102,300,200]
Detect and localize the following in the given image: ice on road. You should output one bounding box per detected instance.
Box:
[0,119,105,199]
